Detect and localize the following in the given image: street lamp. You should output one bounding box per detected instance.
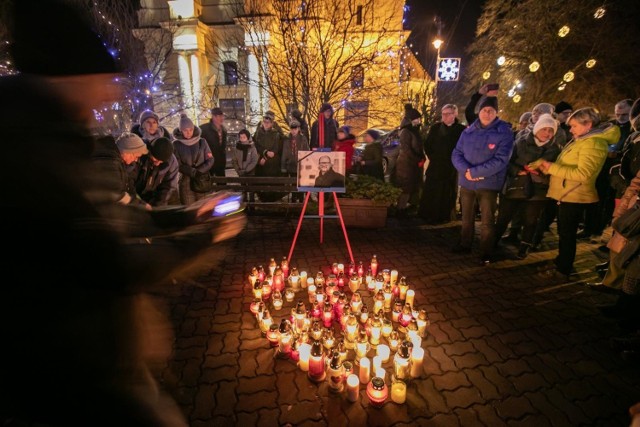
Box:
[432,38,443,111]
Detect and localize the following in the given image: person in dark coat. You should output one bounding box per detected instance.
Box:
[464,83,499,125]
[131,109,172,145]
[173,114,214,205]
[314,155,345,188]
[254,111,285,202]
[394,107,425,214]
[418,104,466,224]
[494,114,562,259]
[281,120,310,201]
[0,2,245,426]
[200,107,228,177]
[452,96,514,265]
[290,108,310,142]
[310,103,339,149]
[134,137,179,207]
[356,129,384,181]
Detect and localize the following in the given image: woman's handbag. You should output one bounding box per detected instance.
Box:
[190,171,213,193]
[502,174,533,200]
[612,198,640,239]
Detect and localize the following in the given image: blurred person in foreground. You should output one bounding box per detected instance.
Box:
[535,107,619,282]
[0,2,245,426]
[134,136,180,207]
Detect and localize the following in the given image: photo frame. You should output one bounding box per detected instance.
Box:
[297,150,346,192]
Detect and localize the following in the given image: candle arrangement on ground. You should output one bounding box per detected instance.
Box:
[247,255,430,407]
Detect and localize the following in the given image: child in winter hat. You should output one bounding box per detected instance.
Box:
[179,114,194,131]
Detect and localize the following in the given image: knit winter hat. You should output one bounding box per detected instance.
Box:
[533,114,558,137]
[532,103,555,116]
[320,103,334,113]
[179,114,194,131]
[139,110,159,125]
[630,98,640,131]
[407,108,422,121]
[10,0,118,76]
[289,120,300,128]
[519,112,532,124]
[264,111,276,121]
[149,137,174,162]
[365,129,381,141]
[478,96,499,112]
[554,101,573,114]
[116,133,148,155]
[338,125,351,135]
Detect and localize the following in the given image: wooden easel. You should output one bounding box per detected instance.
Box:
[287,191,354,264]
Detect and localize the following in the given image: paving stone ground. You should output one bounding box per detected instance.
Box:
[151,212,640,427]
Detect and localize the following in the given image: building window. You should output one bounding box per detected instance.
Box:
[223,61,238,86]
[351,65,364,89]
[219,98,245,132]
[344,101,369,135]
[356,5,363,25]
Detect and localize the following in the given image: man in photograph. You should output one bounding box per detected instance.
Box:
[314,155,345,187]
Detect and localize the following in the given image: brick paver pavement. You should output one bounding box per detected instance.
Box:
[152,212,640,427]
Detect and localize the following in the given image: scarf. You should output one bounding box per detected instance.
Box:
[236,142,251,162]
[142,129,162,144]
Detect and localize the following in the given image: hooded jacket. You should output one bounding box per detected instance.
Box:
[546,123,620,203]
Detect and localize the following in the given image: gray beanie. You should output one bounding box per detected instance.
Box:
[116,132,148,155]
[179,113,194,131]
[519,112,532,123]
[139,110,159,125]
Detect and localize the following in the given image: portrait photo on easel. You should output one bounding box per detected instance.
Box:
[297,150,346,192]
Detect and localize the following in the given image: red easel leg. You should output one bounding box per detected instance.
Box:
[288,192,310,262]
[319,191,324,243]
[333,192,355,264]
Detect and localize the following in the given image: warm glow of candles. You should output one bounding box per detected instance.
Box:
[346,374,360,402]
[377,344,390,363]
[391,380,406,404]
[307,284,316,304]
[366,377,387,407]
[410,347,424,378]
[405,289,415,308]
[359,357,370,384]
[300,271,308,288]
[390,269,399,286]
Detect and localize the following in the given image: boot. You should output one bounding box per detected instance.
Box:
[516,242,531,260]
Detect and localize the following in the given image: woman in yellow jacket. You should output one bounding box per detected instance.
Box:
[536,107,621,280]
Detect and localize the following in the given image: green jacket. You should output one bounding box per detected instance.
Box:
[547,123,620,203]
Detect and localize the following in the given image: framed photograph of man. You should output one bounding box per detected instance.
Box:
[297,150,346,192]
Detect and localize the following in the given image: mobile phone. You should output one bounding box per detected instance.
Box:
[486,83,499,91]
[212,194,243,216]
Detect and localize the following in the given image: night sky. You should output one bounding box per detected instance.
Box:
[405,0,485,76]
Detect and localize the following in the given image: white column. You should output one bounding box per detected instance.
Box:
[247,51,261,130]
[260,52,270,116]
[190,53,201,120]
[177,54,193,112]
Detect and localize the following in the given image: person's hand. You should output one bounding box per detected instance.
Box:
[267,151,275,158]
[144,203,152,211]
[630,402,640,427]
[179,164,194,176]
[479,84,489,95]
[517,170,528,176]
[539,160,552,173]
[465,169,480,181]
[259,158,266,166]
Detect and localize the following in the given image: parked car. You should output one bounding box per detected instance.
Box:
[352,128,401,181]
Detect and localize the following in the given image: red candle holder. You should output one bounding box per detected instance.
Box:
[366,377,388,407]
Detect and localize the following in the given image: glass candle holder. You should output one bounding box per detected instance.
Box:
[370,255,379,277]
[285,288,295,302]
[393,343,411,381]
[298,342,311,371]
[268,258,277,276]
[327,351,345,393]
[266,323,279,347]
[300,270,308,288]
[377,344,390,363]
[357,262,365,277]
[367,377,387,407]
[359,357,370,384]
[390,269,399,287]
[307,341,326,383]
[405,289,415,308]
[391,379,407,404]
[398,276,409,301]
[410,346,425,378]
[346,374,360,402]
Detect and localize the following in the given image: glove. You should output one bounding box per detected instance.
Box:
[179,164,195,177]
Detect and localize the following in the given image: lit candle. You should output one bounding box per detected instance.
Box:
[268,258,277,276]
[298,342,311,371]
[375,275,384,292]
[346,374,360,402]
[261,280,272,301]
[377,344,390,363]
[266,323,279,347]
[405,289,415,308]
[280,257,289,278]
[370,255,378,276]
[417,310,429,337]
[285,289,295,302]
[410,347,424,378]
[369,315,382,347]
[359,357,370,384]
[337,263,344,274]
[350,292,362,313]
[393,343,411,381]
[357,262,364,277]
[372,355,382,374]
[272,290,283,311]
[391,380,406,404]
[332,263,339,275]
[366,377,387,407]
[383,284,393,312]
[249,267,258,286]
[398,276,408,301]
[388,331,399,352]
[306,277,314,289]
[381,318,392,338]
[307,284,316,304]
[390,269,399,287]
[349,274,360,293]
[288,268,300,290]
[300,271,308,288]
[307,341,326,382]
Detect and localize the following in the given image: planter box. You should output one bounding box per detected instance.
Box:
[338,198,389,228]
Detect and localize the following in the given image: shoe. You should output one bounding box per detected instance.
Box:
[452,244,471,254]
[479,256,492,266]
[576,230,590,240]
[595,261,609,272]
[590,234,603,244]
[585,282,621,295]
[516,243,531,260]
[538,268,571,282]
[598,245,610,254]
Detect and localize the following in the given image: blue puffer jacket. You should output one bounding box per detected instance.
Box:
[451,118,514,191]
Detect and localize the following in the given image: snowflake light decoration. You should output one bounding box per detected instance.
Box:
[437,58,461,81]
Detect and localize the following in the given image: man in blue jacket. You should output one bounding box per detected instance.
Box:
[452,96,514,265]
